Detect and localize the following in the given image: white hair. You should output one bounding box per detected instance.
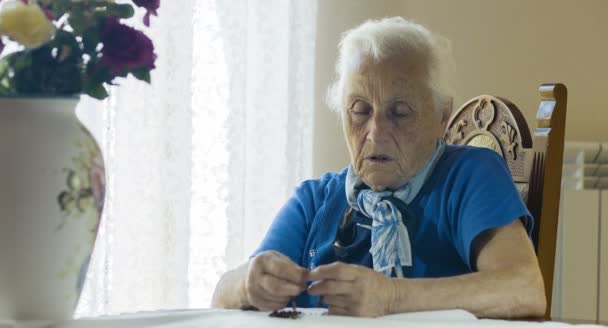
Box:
[326,17,455,116]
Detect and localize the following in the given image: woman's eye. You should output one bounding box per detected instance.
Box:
[350,101,371,116]
[391,101,413,117]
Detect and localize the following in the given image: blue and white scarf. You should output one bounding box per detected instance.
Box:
[345,139,446,277]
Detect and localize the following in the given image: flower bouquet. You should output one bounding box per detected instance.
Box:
[0,0,158,99]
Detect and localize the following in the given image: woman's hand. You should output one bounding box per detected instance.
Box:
[307,262,396,317]
[241,250,309,311]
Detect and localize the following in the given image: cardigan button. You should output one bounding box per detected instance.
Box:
[309,248,316,257]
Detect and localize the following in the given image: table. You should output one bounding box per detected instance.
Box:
[2,308,606,328]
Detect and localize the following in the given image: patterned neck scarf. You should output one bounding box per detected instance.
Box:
[344,139,446,277]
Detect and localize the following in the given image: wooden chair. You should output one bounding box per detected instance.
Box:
[443,83,568,320]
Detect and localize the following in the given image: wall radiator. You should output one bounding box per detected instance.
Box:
[552,142,608,324]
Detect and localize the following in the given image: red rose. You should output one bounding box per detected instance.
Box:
[99,18,156,74]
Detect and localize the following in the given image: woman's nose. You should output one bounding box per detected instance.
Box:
[367,114,390,144]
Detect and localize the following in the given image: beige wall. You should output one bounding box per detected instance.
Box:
[313,0,608,176]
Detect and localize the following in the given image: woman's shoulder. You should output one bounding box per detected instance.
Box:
[293,168,348,204]
[441,144,507,168]
[430,144,512,186]
[299,168,348,193]
[421,144,515,201]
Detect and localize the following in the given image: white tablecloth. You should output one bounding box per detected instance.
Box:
[2,308,606,328]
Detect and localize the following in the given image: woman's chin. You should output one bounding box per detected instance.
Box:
[369,184,388,192]
[357,164,408,191]
[363,176,403,192]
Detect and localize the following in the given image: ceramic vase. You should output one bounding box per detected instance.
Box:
[0,97,105,321]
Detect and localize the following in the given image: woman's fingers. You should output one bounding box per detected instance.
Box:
[262,252,309,285]
[258,273,305,297]
[308,262,358,281]
[307,279,353,296]
[307,263,393,317]
[245,250,308,310]
[323,295,351,308]
[307,262,358,298]
[247,278,290,310]
[248,288,288,311]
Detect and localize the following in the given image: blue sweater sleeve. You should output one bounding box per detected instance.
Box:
[252,175,331,266]
[447,147,533,270]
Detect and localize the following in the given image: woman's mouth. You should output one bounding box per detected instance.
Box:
[366,155,393,163]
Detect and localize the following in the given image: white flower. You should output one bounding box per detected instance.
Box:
[0,0,55,49]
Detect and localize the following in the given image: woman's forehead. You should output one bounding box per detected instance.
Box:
[345,69,428,99]
[345,55,430,91]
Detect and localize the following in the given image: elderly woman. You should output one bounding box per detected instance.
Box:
[212,17,545,319]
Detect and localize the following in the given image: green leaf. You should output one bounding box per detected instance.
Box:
[131,68,151,83]
[67,12,89,35]
[84,83,109,100]
[52,30,83,64]
[86,59,114,84]
[82,26,101,54]
[106,3,135,19]
[0,59,14,95]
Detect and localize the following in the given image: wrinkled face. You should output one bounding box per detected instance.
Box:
[342,55,448,191]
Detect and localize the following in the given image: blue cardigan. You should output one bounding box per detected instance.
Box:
[254,145,533,307]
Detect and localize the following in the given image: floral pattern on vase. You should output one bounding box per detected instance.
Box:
[56,129,105,302]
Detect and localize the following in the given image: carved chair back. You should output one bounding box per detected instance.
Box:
[443,84,568,320]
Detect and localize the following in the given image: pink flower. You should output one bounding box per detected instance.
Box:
[133,0,159,27]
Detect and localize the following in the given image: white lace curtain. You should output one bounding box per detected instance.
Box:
[75,0,317,317]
